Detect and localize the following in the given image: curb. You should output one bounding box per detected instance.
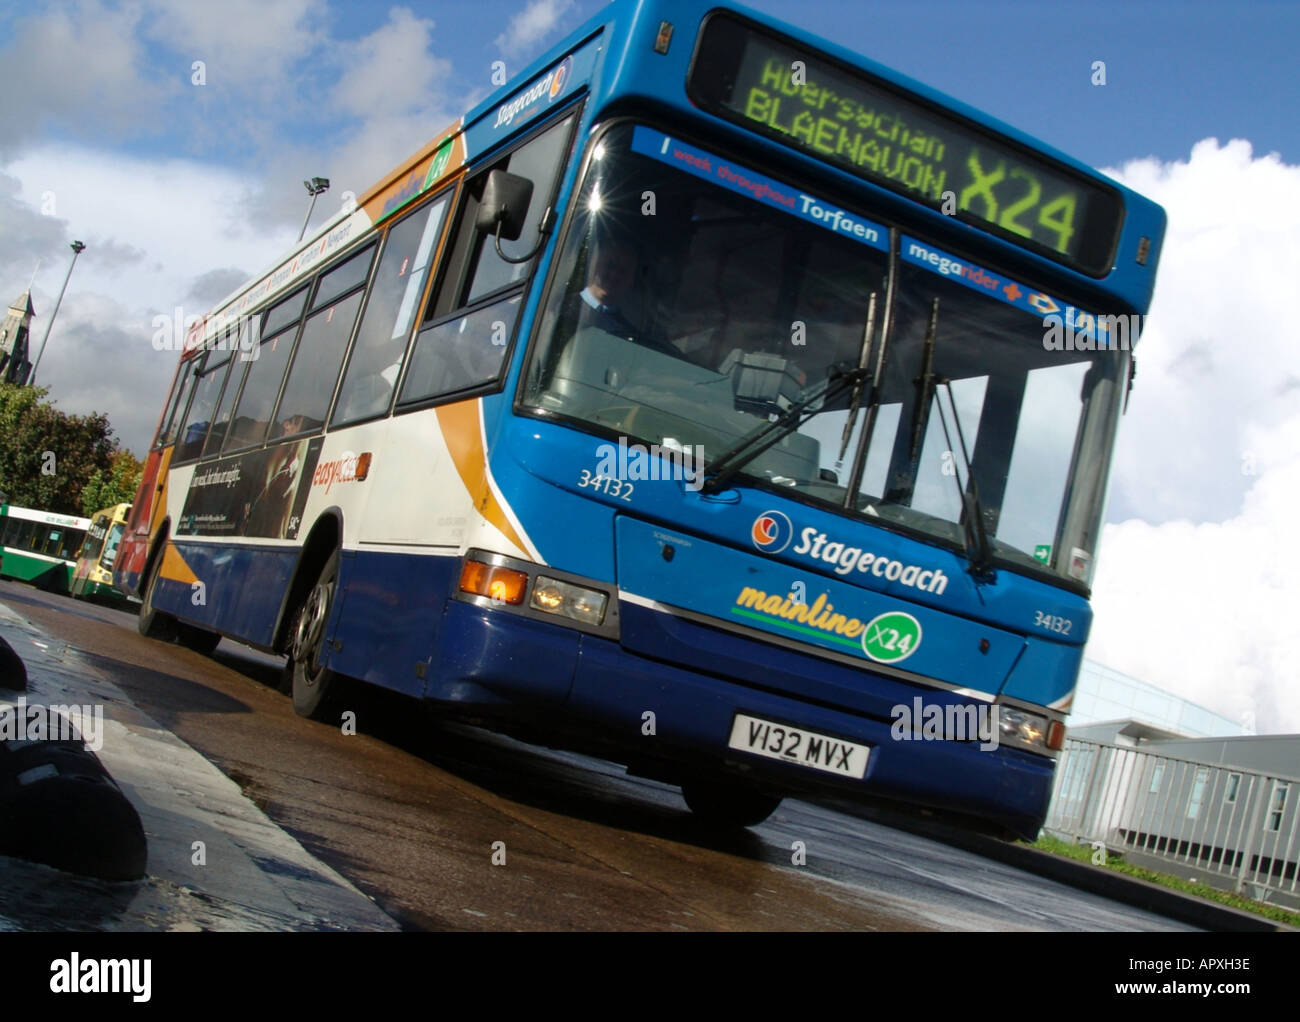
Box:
[0,599,401,931]
[1,634,149,880]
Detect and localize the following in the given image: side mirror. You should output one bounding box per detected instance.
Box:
[476,170,534,241]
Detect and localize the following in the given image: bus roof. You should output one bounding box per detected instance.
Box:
[1,505,92,529]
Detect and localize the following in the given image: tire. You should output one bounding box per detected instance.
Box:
[681,776,782,829]
[177,622,222,656]
[288,550,346,721]
[137,545,179,642]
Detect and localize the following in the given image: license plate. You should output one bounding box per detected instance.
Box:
[727,714,869,778]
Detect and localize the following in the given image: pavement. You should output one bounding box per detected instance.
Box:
[0,600,400,932]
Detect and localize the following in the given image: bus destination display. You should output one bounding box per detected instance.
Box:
[689,15,1122,275]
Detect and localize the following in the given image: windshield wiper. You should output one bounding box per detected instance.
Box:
[835,291,879,470]
[701,363,871,495]
[934,377,995,581]
[907,297,940,463]
[906,297,995,581]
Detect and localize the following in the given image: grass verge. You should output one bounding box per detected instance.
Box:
[1024,832,1300,928]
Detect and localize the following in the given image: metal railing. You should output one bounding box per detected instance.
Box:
[1045,737,1299,900]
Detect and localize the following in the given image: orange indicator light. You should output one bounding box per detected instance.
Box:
[459,560,528,605]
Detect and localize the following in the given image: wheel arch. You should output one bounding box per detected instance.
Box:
[142,518,173,586]
[272,509,344,654]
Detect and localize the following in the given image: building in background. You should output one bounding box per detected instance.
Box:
[0,291,36,385]
[1048,660,1297,907]
[1071,659,1253,737]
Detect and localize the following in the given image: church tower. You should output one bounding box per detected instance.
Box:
[0,291,36,385]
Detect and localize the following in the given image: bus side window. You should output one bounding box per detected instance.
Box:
[158,360,194,447]
[427,112,576,322]
[224,292,305,451]
[273,244,375,436]
[168,358,207,460]
[174,352,234,463]
[332,192,451,427]
[203,318,258,458]
[400,112,575,406]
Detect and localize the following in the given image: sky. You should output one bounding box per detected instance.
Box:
[1,0,1298,732]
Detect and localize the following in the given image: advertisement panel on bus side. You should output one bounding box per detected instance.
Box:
[177,438,325,542]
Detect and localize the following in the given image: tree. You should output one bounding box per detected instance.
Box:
[0,383,119,516]
[80,449,144,517]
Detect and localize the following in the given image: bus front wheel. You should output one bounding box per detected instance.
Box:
[289,551,345,721]
[681,776,782,829]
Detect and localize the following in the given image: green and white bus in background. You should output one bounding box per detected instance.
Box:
[0,504,92,594]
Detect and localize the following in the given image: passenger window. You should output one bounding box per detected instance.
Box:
[275,289,365,435]
[224,328,295,450]
[311,245,374,310]
[263,286,309,338]
[175,353,233,462]
[333,193,451,426]
[203,319,257,458]
[158,360,194,447]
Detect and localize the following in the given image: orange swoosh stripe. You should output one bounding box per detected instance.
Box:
[435,400,530,556]
[160,540,199,585]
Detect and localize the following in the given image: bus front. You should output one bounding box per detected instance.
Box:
[446,3,1165,837]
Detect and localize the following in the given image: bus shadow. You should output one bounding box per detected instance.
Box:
[75,650,254,723]
[327,681,770,861]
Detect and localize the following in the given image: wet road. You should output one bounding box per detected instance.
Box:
[0,579,1196,931]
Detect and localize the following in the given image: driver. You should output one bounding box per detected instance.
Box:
[569,231,638,339]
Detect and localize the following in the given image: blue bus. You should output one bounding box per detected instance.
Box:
[122,0,1165,837]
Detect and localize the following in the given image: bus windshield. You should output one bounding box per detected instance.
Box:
[523,122,1129,586]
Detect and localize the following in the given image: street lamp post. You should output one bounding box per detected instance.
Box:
[298,177,330,242]
[28,240,86,387]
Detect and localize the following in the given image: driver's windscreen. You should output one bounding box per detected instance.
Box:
[523,123,889,499]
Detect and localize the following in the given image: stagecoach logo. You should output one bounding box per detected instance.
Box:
[493,54,574,129]
[750,510,793,553]
[548,55,572,99]
[750,512,950,595]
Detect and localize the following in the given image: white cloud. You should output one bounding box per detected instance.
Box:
[495,0,575,58]
[143,0,328,93]
[28,291,177,458]
[0,0,173,158]
[0,2,467,455]
[1088,139,1300,734]
[1104,139,1300,524]
[321,7,459,193]
[1,144,287,454]
[331,7,448,118]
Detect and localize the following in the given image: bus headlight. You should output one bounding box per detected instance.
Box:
[998,707,1050,750]
[531,576,608,626]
